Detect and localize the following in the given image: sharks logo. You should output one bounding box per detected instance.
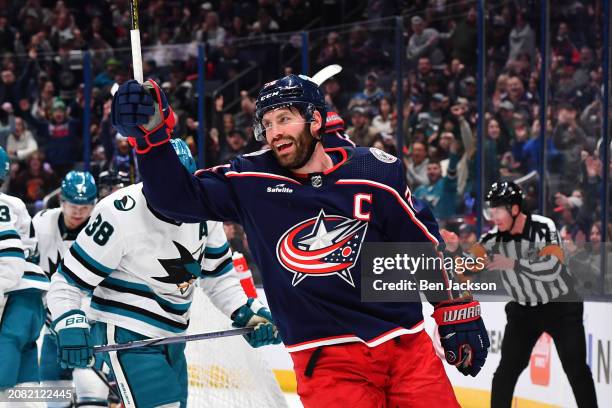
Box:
[154,241,204,293]
[46,251,63,278]
[276,210,368,287]
[114,195,136,211]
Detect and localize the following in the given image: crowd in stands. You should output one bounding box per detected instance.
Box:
[0,0,609,291]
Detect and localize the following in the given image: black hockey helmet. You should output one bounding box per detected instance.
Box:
[253,74,327,141]
[485,181,523,209]
[98,169,131,199]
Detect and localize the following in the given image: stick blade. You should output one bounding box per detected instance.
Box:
[311,64,342,86]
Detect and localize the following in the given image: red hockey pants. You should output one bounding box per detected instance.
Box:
[290,330,460,408]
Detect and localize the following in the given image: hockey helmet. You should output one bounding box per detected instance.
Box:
[0,147,9,182]
[485,181,523,209]
[253,74,327,141]
[61,171,97,205]
[98,169,131,198]
[170,138,197,174]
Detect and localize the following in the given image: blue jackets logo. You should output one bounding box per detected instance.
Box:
[276,209,368,287]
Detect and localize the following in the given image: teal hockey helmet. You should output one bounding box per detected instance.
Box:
[61,171,97,205]
[170,138,197,174]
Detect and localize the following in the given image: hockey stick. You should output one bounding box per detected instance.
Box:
[310,64,342,86]
[90,367,121,401]
[129,0,144,83]
[93,327,254,353]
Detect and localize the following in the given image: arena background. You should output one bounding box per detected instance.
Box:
[1,1,610,406]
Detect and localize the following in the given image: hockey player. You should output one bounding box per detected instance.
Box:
[111,75,490,407]
[0,146,48,405]
[478,182,597,407]
[47,139,280,408]
[97,169,131,199]
[34,171,110,408]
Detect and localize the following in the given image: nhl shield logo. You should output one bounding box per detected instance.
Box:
[311,175,323,188]
[276,209,368,287]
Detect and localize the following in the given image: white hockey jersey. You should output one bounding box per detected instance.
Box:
[33,207,89,326]
[48,183,247,338]
[0,193,48,294]
[33,208,83,278]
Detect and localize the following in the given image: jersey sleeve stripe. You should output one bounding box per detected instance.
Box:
[204,242,230,257]
[90,296,189,332]
[22,271,50,283]
[202,257,233,277]
[0,230,21,240]
[225,171,302,185]
[70,243,114,277]
[57,263,95,293]
[99,277,192,314]
[0,247,25,258]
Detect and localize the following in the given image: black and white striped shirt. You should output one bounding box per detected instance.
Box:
[480,214,574,306]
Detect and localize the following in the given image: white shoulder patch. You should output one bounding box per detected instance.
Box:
[369,147,397,164]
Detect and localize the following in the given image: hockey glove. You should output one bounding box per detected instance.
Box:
[232,298,282,348]
[433,299,489,376]
[111,79,176,154]
[52,310,94,369]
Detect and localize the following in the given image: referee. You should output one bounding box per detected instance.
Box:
[480,182,597,408]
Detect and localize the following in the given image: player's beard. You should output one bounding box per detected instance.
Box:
[272,124,318,170]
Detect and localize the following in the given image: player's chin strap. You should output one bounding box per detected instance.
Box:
[127,79,176,154]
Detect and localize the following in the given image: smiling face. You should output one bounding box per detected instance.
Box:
[262,107,321,169]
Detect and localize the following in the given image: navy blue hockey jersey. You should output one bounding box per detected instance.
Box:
[138,144,449,351]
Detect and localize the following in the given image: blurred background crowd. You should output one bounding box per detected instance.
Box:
[0,0,610,293]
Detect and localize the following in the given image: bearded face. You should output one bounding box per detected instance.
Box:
[263,107,318,169]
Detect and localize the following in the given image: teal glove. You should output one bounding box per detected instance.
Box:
[232,298,282,348]
[52,310,94,369]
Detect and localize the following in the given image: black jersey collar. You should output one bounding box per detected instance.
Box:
[58,213,88,240]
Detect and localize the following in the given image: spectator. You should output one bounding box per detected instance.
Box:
[0,102,15,148]
[9,150,57,205]
[219,128,248,163]
[0,12,16,54]
[501,75,533,120]
[250,9,279,35]
[195,11,226,48]
[507,10,536,66]
[280,0,312,32]
[346,106,379,147]
[24,98,80,177]
[316,31,345,67]
[110,136,135,175]
[93,57,121,90]
[371,96,393,135]
[404,141,429,189]
[449,6,477,69]
[234,95,255,130]
[350,72,385,111]
[6,116,38,163]
[406,15,444,65]
[553,103,592,191]
[413,143,460,222]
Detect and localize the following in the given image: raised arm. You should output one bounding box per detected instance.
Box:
[111,79,241,223]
